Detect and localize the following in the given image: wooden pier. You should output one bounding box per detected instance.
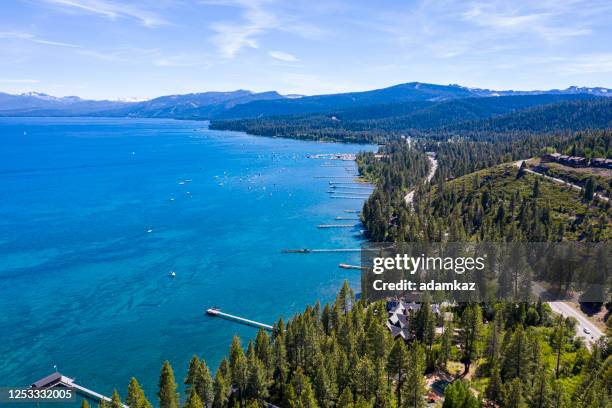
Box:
[335,216,360,220]
[206,308,273,331]
[339,263,366,270]
[330,185,373,190]
[314,176,363,179]
[282,248,362,253]
[32,372,128,408]
[317,224,359,228]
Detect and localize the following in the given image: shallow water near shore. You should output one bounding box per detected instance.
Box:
[0,117,374,401]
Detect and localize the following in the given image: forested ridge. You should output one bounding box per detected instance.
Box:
[210,96,610,144]
[82,282,612,408]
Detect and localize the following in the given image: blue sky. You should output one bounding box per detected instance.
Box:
[1,0,611,99]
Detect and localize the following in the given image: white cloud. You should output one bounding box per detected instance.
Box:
[207,0,276,58]
[0,78,39,83]
[268,50,298,62]
[42,0,167,27]
[0,31,80,48]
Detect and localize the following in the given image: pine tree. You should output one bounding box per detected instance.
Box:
[184,387,205,408]
[529,367,551,408]
[402,344,426,408]
[552,316,566,379]
[502,378,526,408]
[501,325,529,382]
[353,356,375,400]
[439,319,454,370]
[185,356,202,393]
[197,359,215,407]
[387,340,407,406]
[313,360,337,408]
[336,387,354,408]
[460,305,482,375]
[254,329,272,370]
[158,361,179,408]
[355,395,372,408]
[213,360,231,408]
[286,369,319,408]
[442,380,479,408]
[126,377,152,408]
[110,390,123,408]
[229,336,249,406]
[246,352,269,402]
[486,362,503,404]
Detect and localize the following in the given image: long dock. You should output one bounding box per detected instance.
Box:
[206,308,273,331]
[329,181,367,185]
[32,372,128,408]
[330,195,367,199]
[330,185,373,190]
[315,176,363,179]
[335,216,360,220]
[317,224,359,228]
[282,248,362,253]
[339,263,366,270]
[327,191,370,195]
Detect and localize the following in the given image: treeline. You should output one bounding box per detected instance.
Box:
[210,97,611,144]
[83,282,612,408]
[358,142,430,241]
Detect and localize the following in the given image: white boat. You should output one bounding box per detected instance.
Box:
[169,271,176,278]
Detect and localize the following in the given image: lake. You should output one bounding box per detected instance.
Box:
[0,117,374,402]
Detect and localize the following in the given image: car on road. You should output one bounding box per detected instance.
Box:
[583,327,591,334]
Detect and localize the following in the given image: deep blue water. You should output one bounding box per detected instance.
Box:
[0,117,374,403]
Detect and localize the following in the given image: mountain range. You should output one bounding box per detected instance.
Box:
[1,82,610,120]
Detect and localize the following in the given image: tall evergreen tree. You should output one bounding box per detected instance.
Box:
[402,345,426,408]
[336,387,354,408]
[184,387,205,408]
[126,377,152,408]
[110,390,123,408]
[158,361,179,408]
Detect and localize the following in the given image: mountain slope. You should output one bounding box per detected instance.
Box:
[210,94,608,142]
[0,92,128,115]
[215,82,478,119]
[96,90,286,119]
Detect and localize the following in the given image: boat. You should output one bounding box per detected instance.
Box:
[169,271,176,278]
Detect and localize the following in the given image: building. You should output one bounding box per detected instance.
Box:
[386,300,442,341]
[591,158,612,169]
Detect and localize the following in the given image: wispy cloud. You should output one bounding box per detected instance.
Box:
[0,78,39,83]
[460,1,596,42]
[42,0,167,27]
[557,54,612,75]
[207,0,276,58]
[268,50,298,62]
[0,31,79,48]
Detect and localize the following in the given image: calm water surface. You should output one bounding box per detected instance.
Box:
[0,117,374,401]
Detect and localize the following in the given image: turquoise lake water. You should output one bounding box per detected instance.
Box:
[0,117,374,402]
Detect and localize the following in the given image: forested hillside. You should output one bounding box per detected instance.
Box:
[210,96,609,143]
[97,282,612,408]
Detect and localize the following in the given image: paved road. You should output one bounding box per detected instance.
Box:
[405,154,438,206]
[547,301,604,346]
[532,281,604,347]
[514,160,609,203]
